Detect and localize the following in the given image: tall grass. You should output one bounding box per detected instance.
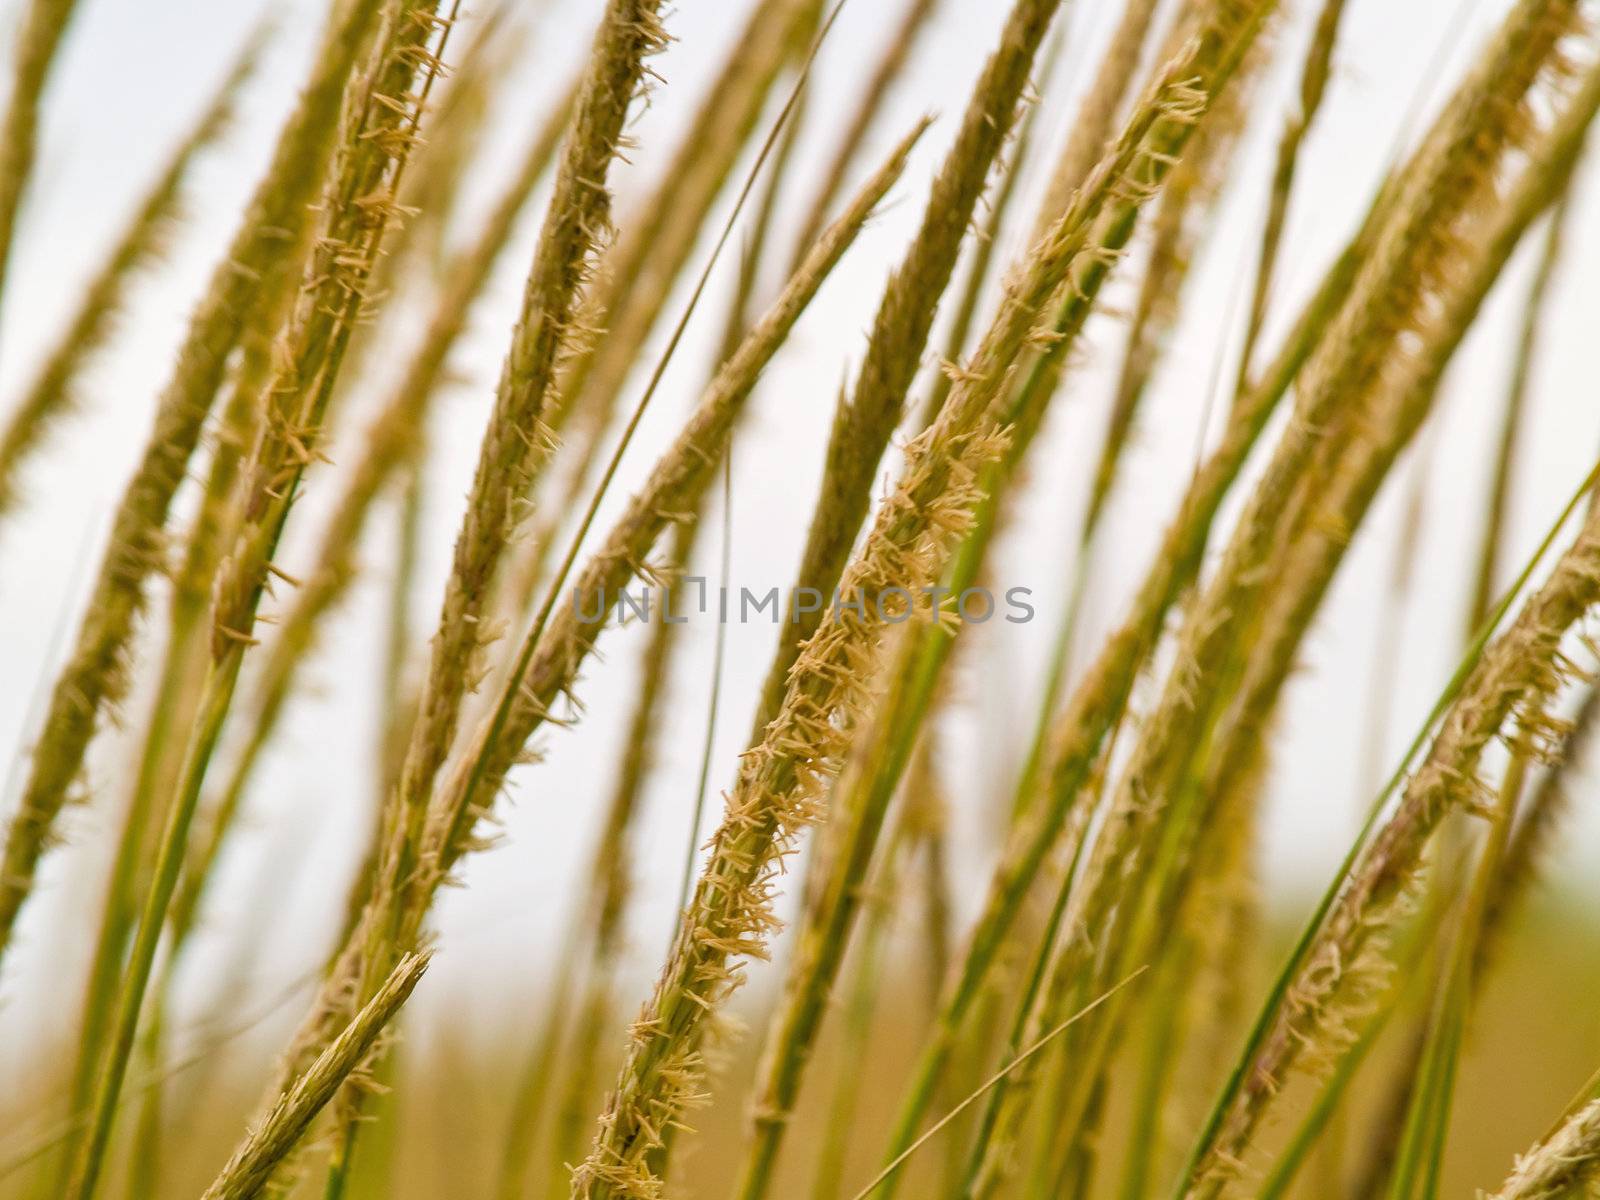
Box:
[2,1,1600,1198]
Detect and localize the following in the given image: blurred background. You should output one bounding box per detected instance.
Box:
[0,0,1596,1194]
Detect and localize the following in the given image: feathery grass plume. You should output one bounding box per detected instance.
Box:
[999,0,1584,1137]
[1180,0,1598,972]
[539,0,821,485]
[573,15,1273,1190]
[1466,192,1574,634]
[0,33,259,520]
[198,953,430,1200]
[1478,683,1600,979]
[0,0,81,316]
[1080,28,1262,541]
[1030,0,1162,239]
[358,6,668,1024]
[488,0,823,673]
[166,71,579,959]
[786,0,942,269]
[509,102,819,1191]
[384,1,514,272]
[1231,0,1347,391]
[1210,144,1585,1200]
[1182,7,1600,1004]
[1191,481,1600,1198]
[59,362,274,1192]
[60,8,457,1196]
[974,16,1592,1189]
[1485,1097,1600,1199]
[0,0,389,974]
[731,622,935,1200]
[425,122,927,893]
[749,0,1069,737]
[484,0,823,643]
[266,124,918,1130]
[338,2,519,387]
[880,15,1406,1179]
[916,24,1061,432]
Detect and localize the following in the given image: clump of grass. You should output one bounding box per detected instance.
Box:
[7,2,1600,1199]
[0,0,388,972]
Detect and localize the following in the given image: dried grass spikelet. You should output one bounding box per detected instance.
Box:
[1082,23,1265,536]
[0,0,81,308]
[269,121,915,1105]
[548,0,820,449]
[518,0,819,576]
[235,0,668,1150]
[378,0,668,912]
[1030,0,1163,235]
[1186,478,1600,1195]
[209,0,454,671]
[1234,0,1349,387]
[0,34,258,521]
[570,18,1269,1194]
[58,8,458,1198]
[730,619,940,1200]
[1477,684,1600,982]
[174,71,578,929]
[1036,0,1583,1085]
[1487,1097,1600,1200]
[198,953,431,1200]
[869,0,1281,1170]
[0,0,389,974]
[427,123,927,887]
[985,7,1592,1187]
[1195,40,1600,912]
[751,0,1069,736]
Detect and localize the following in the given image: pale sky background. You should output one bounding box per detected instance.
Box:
[0,0,1596,1053]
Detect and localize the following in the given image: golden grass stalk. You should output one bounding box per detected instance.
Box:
[1030,0,1162,240]
[1185,499,1600,1200]
[61,8,456,1195]
[1486,1098,1600,1199]
[751,0,1069,736]
[1203,127,1587,1200]
[363,6,668,1008]
[1466,191,1573,633]
[573,16,1272,1190]
[545,0,821,476]
[1011,0,1581,1130]
[1478,683,1600,977]
[1176,72,1600,1183]
[483,0,822,644]
[0,34,257,520]
[976,15,1591,1186]
[871,4,1319,1172]
[197,952,431,1200]
[59,364,271,1191]
[1232,0,1348,389]
[916,25,1059,432]
[265,120,917,1141]
[168,70,577,954]
[424,119,926,900]
[511,107,817,1188]
[0,0,388,973]
[0,0,81,312]
[1082,46,1257,538]
[786,0,942,268]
